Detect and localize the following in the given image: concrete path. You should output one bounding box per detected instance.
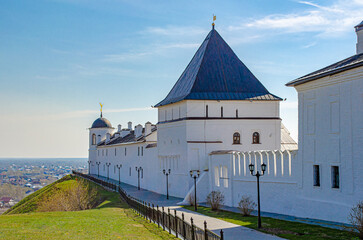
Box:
[89,174,284,240]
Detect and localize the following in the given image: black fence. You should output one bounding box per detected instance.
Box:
[72,171,224,240]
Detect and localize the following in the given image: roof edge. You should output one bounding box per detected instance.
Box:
[286,54,363,87]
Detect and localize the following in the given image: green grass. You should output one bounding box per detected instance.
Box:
[0,175,175,240]
[183,206,359,240]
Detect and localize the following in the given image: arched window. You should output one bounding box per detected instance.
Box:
[206,105,208,118]
[236,109,238,118]
[92,134,96,145]
[221,107,223,118]
[252,132,260,144]
[233,132,240,144]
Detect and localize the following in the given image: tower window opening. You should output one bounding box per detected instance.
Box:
[92,134,96,145]
[233,132,240,144]
[206,105,209,118]
[331,166,339,188]
[252,132,260,144]
[221,107,223,118]
[313,165,320,187]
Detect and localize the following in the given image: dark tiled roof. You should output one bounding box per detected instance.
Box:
[145,143,157,148]
[97,131,143,146]
[97,126,157,147]
[286,53,363,87]
[155,28,281,107]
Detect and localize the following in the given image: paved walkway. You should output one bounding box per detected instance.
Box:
[89,174,284,240]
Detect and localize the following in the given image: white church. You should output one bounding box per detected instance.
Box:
[88,22,363,224]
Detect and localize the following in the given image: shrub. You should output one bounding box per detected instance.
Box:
[206,191,225,210]
[188,193,197,206]
[238,195,256,216]
[38,178,98,212]
[348,201,363,239]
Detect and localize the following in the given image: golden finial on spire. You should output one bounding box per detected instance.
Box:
[99,102,103,117]
[212,14,216,29]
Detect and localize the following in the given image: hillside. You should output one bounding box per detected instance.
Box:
[0,175,174,240]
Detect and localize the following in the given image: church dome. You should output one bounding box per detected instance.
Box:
[91,117,112,128]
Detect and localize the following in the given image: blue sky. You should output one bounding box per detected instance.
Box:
[0,0,362,157]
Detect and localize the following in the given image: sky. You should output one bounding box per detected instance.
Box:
[0,0,362,158]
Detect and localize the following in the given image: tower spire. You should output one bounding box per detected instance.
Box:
[99,102,103,118]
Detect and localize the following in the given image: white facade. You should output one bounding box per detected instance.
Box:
[87,22,363,224]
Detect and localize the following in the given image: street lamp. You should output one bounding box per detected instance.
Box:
[163,169,171,199]
[135,167,143,190]
[87,160,91,175]
[116,164,122,184]
[106,162,111,180]
[189,170,200,211]
[96,162,101,177]
[249,162,266,229]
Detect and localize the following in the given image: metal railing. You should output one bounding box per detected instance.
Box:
[72,171,224,240]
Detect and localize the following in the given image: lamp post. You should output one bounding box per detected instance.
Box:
[106,162,111,180]
[249,162,266,229]
[189,170,200,211]
[87,160,91,175]
[116,164,122,184]
[135,167,143,190]
[96,162,101,177]
[163,169,171,199]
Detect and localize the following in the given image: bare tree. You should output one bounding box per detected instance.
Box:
[348,201,363,239]
[38,178,98,212]
[206,191,225,211]
[238,195,257,216]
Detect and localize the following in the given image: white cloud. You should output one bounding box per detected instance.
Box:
[230,0,363,37]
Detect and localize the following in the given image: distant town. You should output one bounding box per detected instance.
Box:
[0,158,87,213]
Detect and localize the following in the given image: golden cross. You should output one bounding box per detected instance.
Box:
[99,102,103,113]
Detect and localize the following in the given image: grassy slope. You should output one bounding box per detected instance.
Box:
[4,175,73,214]
[0,175,175,240]
[184,206,358,240]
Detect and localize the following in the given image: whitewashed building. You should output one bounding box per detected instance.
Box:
[88,22,363,224]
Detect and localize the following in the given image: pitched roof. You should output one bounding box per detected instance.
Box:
[97,126,157,147]
[155,28,281,107]
[286,53,363,87]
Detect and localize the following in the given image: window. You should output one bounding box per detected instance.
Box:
[106,149,108,156]
[129,167,131,176]
[92,134,96,145]
[221,107,223,118]
[125,148,127,156]
[98,150,99,156]
[115,148,116,156]
[102,149,104,156]
[138,147,140,156]
[214,167,220,187]
[221,166,228,188]
[331,166,339,188]
[141,147,144,156]
[206,105,209,118]
[233,132,240,144]
[236,109,238,118]
[103,165,105,171]
[114,165,116,174]
[252,132,260,144]
[313,165,320,187]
